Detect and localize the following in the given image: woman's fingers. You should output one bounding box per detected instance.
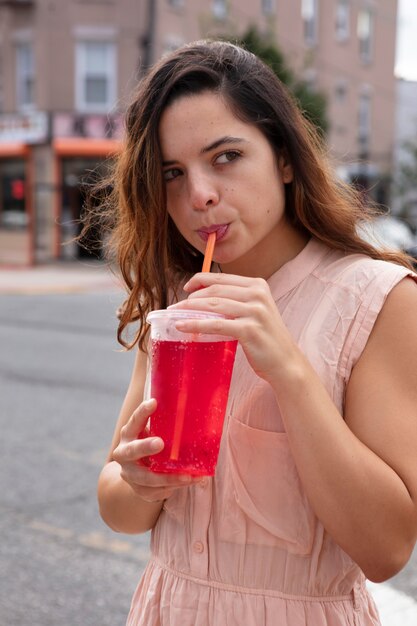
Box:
[183,272,257,291]
[112,393,204,502]
[170,271,297,384]
[181,273,274,308]
[120,398,157,441]
[121,463,197,489]
[112,398,165,466]
[168,280,277,340]
[113,436,164,464]
[119,461,202,502]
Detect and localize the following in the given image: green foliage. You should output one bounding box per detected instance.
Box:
[230,27,328,135]
[292,81,328,136]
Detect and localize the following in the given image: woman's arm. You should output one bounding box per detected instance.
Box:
[171,273,417,581]
[271,278,417,581]
[98,347,199,535]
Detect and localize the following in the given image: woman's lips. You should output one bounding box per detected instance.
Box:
[197,224,229,242]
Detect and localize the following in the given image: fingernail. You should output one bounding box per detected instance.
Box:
[150,438,163,451]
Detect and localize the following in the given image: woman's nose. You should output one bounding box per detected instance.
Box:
[188,173,219,210]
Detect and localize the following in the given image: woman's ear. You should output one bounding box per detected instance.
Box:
[278,153,293,184]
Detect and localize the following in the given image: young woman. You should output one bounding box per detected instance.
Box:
[95,41,417,625]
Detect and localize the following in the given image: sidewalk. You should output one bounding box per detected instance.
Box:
[367,581,417,626]
[0,260,123,295]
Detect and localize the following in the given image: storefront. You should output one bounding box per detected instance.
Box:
[53,138,120,260]
[51,114,122,261]
[0,111,122,266]
[0,143,33,266]
[0,112,47,266]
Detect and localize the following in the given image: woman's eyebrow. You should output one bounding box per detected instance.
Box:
[162,136,248,166]
[200,136,247,154]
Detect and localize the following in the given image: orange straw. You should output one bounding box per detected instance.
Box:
[202,232,216,272]
[170,232,217,461]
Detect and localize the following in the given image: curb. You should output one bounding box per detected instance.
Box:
[367,581,417,626]
[0,263,124,296]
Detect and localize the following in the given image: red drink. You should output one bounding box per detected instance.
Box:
[148,338,237,475]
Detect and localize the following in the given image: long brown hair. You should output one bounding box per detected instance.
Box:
[84,40,413,350]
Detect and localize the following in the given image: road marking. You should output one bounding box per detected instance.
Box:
[28,519,150,561]
[28,520,74,540]
[367,581,417,626]
[79,531,135,555]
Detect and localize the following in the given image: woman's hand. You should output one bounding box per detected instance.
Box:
[169,272,302,384]
[112,398,201,503]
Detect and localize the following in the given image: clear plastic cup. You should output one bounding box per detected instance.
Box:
[144,309,237,476]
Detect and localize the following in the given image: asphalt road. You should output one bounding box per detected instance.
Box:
[0,291,148,626]
[0,290,416,626]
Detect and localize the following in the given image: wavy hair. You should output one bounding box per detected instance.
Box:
[83,40,413,350]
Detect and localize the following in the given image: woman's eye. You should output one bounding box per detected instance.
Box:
[163,168,182,181]
[215,150,241,165]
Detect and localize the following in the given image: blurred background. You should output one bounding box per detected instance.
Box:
[0,0,417,267]
[1,1,417,625]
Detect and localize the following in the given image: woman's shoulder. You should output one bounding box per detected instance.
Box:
[312,244,416,297]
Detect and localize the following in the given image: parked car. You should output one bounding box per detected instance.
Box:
[358,215,416,250]
[357,215,417,268]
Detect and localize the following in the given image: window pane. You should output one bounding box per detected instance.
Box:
[85,43,108,72]
[357,9,373,62]
[302,0,315,20]
[358,93,371,145]
[86,77,107,104]
[76,40,115,111]
[16,43,34,107]
[262,0,275,14]
[24,77,34,106]
[18,44,33,72]
[302,0,318,44]
[336,0,350,40]
[212,0,227,18]
[357,10,371,39]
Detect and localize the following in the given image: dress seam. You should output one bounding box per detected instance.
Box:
[150,556,361,603]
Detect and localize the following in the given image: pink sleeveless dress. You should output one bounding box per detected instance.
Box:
[127,238,416,625]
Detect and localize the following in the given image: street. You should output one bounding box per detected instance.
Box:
[0,290,416,625]
[0,291,148,626]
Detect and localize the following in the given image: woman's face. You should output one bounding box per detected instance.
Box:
[158,91,303,278]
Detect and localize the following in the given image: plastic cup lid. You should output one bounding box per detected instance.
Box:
[146,309,226,323]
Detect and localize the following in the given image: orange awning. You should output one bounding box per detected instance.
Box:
[0,143,30,158]
[53,137,122,157]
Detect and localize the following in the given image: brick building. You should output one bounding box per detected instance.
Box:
[0,0,398,265]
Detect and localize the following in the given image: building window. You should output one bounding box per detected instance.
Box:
[335,0,350,41]
[16,43,35,110]
[357,8,373,63]
[358,90,372,153]
[75,41,116,113]
[334,78,348,103]
[302,0,319,46]
[212,0,227,20]
[262,0,275,15]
